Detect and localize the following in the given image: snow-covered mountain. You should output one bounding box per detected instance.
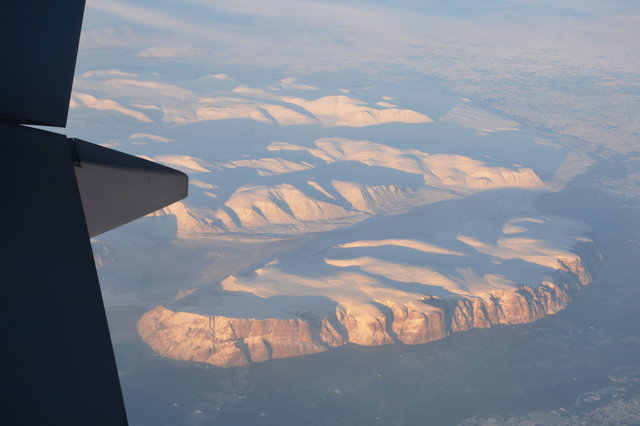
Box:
[80,72,594,367]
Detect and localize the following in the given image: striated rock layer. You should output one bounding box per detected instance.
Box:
[137,244,595,368]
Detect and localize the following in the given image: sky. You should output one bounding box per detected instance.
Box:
[75,0,639,149]
[68,0,640,207]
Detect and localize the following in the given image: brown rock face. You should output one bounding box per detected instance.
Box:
[389,305,448,344]
[137,251,593,368]
[137,309,328,367]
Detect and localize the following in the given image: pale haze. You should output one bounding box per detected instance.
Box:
[69,1,640,424]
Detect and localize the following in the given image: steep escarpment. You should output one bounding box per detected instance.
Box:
[137,310,330,367]
[137,238,594,368]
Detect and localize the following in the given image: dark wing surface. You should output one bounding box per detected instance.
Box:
[0,2,188,425]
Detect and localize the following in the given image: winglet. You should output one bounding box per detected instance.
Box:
[71,139,189,237]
